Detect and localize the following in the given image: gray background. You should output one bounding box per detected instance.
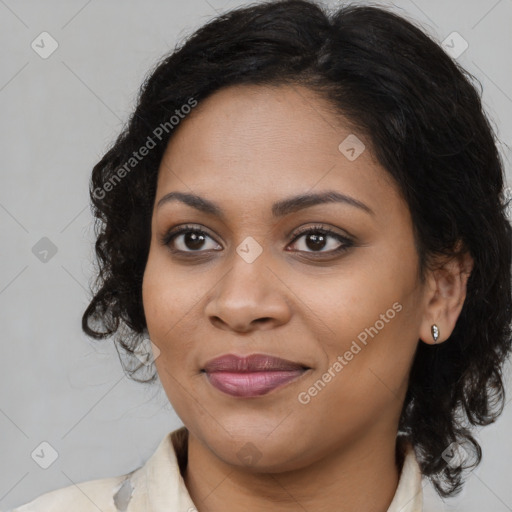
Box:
[0,0,511,510]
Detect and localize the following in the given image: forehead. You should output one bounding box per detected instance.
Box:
[155,84,402,217]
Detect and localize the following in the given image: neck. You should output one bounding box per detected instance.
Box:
[182,429,403,512]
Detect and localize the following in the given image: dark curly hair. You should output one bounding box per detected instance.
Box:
[82,0,512,499]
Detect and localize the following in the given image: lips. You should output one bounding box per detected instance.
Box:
[202,353,310,397]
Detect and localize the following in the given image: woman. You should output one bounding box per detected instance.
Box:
[11,0,511,510]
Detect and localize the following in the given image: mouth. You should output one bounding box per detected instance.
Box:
[201,353,311,398]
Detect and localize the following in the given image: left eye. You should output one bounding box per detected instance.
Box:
[288,227,352,253]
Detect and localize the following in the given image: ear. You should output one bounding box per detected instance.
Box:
[419,245,474,345]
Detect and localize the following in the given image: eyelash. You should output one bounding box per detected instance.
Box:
[159,223,354,258]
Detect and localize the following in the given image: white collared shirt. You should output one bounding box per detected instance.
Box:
[9,428,423,511]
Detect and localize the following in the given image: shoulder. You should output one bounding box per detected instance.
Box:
[9,472,131,512]
[8,428,190,512]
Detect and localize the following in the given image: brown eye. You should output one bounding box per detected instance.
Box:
[289,225,354,255]
[161,225,222,253]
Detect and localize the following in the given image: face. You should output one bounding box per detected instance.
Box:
[142,84,428,471]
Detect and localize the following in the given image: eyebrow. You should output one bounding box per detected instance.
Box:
[156,190,374,218]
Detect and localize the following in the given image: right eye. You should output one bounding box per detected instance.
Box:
[160,225,222,254]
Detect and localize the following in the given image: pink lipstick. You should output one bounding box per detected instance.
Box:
[202,353,309,397]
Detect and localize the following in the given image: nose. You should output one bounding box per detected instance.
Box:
[204,255,292,333]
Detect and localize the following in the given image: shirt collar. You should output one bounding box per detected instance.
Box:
[120,428,423,511]
[387,436,424,512]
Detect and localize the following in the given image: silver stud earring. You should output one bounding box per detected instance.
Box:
[431,324,440,343]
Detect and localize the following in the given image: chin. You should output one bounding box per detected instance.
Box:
[196,421,316,472]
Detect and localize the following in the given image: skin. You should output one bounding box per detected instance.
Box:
[141,84,473,512]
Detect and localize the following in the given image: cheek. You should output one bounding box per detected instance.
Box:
[311,261,413,348]
[141,249,216,381]
[295,297,418,440]
[142,252,190,353]
[142,259,202,417]
[304,245,421,398]
[142,244,194,316]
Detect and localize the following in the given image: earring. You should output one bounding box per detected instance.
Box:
[431,324,440,343]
